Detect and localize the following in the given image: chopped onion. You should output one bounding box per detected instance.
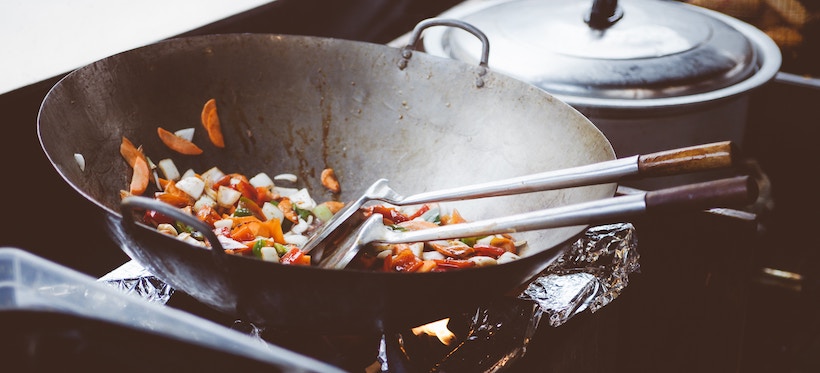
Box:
[497,251,520,264]
[422,251,446,261]
[174,127,195,141]
[249,172,275,189]
[73,153,85,171]
[274,186,299,197]
[213,218,233,230]
[157,158,180,181]
[262,201,285,222]
[180,168,197,180]
[274,173,298,182]
[260,246,280,262]
[193,195,217,213]
[284,233,308,247]
[288,188,316,210]
[468,256,497,267]
[217,185,241,207]
[201,167,225,187]
[176,176,205,200]
[290,218,310,235]
[217,235,248,250]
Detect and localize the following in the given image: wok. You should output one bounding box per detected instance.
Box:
[40,20,648,333]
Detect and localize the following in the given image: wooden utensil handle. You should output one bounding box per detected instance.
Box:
[645,175,757,213]
[638,141,736,177]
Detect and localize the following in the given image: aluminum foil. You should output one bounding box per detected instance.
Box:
[521,222,640,327]
[97,259,174,304]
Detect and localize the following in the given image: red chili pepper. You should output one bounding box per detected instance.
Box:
[432,259,476,271]
[407,204,431,220]
[369,205,410,224]
[473,244,506,259]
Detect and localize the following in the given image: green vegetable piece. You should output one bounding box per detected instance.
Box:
[252,239,266,257]
[312,203,334,222]
[294,206,312,221]
[273,242,289,256]
[175,221,193,234]
[233,207,253,217]
[460,237,478,246]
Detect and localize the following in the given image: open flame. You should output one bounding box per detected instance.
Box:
[411,318,456,346]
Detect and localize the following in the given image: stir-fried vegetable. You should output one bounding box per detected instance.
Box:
[348,204,524,273]
[123,159,338,265]
[117,97,522,270]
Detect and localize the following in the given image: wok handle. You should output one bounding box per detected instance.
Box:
[400,18,490,88]
[637,141,736,177]
[120,196,227,257]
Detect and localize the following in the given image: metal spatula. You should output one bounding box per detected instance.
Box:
[301,141,736,257]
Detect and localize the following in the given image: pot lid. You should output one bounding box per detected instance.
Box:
[423,0,775,106]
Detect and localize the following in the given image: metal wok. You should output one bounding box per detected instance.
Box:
[38,20,622,333]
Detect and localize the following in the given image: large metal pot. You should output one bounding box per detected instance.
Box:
[422,0,781,187]
[38,24,618,333]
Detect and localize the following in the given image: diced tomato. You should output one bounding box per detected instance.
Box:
[280,247,310,265]
[255,186,272,205]
[213,174,232,189]
[389,248,422,272]
[196,205,223,228]
[233,178,259,203]
[143,209,174,226]
[368,205,410,224]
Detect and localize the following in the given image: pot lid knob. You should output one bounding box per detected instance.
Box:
[586,0,623,30]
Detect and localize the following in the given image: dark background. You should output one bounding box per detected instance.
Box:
[1,0,818,371]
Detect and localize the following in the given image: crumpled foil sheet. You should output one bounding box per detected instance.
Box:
[97,259,174,304]
[520,222,640,327]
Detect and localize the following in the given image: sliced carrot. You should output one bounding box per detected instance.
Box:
[129,157,150,195]
[230,223,256,242]
[276,198,299,223]
[320,168,341,193]
[321,200,345,214]
[264,218,285,244]
[120,136,146,168]
[157,127,203,155]
[201,98,225,148]
[156,192,192,208]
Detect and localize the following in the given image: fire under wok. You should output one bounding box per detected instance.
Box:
[37,20,749,333]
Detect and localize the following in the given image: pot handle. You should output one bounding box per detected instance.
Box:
[120,196,227,260]
[400,18,490,86]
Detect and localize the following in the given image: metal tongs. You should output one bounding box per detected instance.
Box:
[318,175,756,269]
[302,141,739,267]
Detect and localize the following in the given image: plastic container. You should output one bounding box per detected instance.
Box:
[0,247,343,372]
